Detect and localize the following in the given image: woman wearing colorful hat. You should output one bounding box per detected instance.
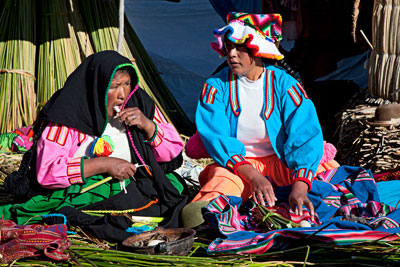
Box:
[184,13,339,228]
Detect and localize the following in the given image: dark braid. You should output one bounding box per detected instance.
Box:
[277,59,304,87]
[4,120,49,198]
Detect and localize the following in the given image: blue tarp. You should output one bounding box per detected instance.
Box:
[125,0,225,122]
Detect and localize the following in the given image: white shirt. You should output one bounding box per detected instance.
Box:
[73,117,132,162]
[236,70,275,157]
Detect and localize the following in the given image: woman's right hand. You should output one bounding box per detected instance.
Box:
[105,157,137,181]
[83,157,137,181]
[236,164,276,207]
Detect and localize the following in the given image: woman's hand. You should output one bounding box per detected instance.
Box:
[289,181,315,221]
[117,107,155,140]
[83,157,137,181]
[105,157,137,181]
[236,164,277,207]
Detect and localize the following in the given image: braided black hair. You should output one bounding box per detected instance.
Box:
[4,120,50,199]
[277,59,304,87]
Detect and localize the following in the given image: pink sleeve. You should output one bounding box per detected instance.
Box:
[36,123,87,189]
[149,107,184,162]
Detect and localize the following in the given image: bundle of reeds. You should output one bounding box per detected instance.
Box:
[0,0,36,133]
[36,0,85,107]
[253,204,300,230]
[369,0,400,102]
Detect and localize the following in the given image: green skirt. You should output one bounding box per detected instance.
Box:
[0,174,125,224]
[0,172,184,225]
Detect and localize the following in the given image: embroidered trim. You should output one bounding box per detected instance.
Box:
[293,168,314,190]
[288,86,302,106]
[67,165,80,176]
[46,123,69,146]
[78,132,86,144]
[68,176,83,184]
[264,69,274,120]
[154,107,167,124]
[152,124,164,147]
[67,157,82,184]
[46,123,59,142]
[153,135,162,147]
[206,86,217,104]
[226,154,249,173]
[56,125,69,146]
[68,158,81,164]
[201,83,208,102]
[229,70,240,116]
[296,83,309,99]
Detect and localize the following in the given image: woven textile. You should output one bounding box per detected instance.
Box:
[0,220,70,264]
[204,165,400,254]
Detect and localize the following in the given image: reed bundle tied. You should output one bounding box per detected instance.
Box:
[369,0,400,102]
[36,0,85,107]
[0,0,36,133]
[253,204,300,230]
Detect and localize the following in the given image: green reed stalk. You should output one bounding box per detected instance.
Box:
[0,0,36,133]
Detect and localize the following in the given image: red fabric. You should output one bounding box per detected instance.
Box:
[0,220,70,264]
[374,166,400,182]
[185,131,210,159]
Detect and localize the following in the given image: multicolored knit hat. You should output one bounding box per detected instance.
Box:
[211,12,283,60]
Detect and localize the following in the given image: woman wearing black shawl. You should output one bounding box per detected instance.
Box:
[2,51,188,242]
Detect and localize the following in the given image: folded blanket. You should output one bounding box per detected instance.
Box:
[204,165,400,254]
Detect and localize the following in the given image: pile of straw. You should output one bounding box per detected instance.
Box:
[336,92,400,173]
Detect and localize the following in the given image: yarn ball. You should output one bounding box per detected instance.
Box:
[320,141,337,164]
[185,132,210,159]
[89,135,114,157]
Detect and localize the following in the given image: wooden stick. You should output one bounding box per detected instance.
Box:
[80,176,113,194]
[360,29,374,50]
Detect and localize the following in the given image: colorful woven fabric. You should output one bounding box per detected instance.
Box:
[211,12,283,60]
[0,220,70,264]
[226,12,282,42]
[203,165,400,254]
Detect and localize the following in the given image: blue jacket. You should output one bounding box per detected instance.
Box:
[196,64,323,188]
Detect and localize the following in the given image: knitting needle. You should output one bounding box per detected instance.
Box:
[80,176,112,194]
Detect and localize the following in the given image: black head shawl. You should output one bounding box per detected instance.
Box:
[39,50,136,136]
[38,51,187,241]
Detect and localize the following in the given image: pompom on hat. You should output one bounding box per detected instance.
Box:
[211,12,284,60]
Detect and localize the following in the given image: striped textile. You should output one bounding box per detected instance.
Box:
[204,165,400,255]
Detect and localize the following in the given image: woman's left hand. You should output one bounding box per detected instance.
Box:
[289,181,315,221]
[117,107,155,139]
